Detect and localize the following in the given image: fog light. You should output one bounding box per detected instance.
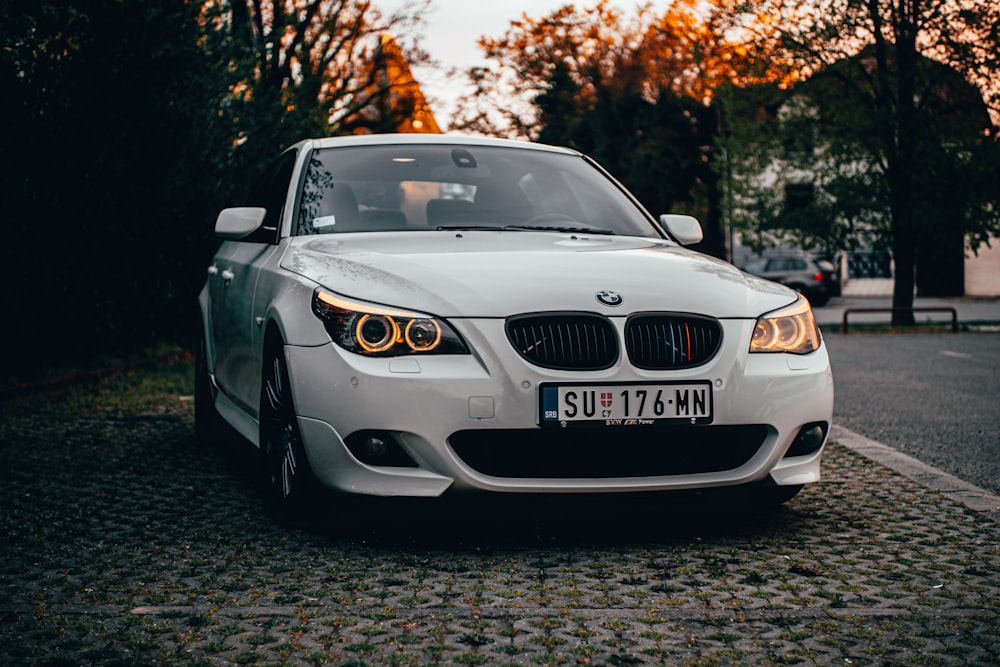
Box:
[785,422,828,458]
[364,435,387,459]
[344,430,419,467]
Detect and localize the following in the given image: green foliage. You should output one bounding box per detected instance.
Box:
[718,0,1000,311]
[537,76,725,258]
[534,63,583,146]
[0,0,425,372]
[1,0,234,370]
[716,81,894,257]
[719,47,999,294]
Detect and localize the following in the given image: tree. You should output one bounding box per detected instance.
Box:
[452,1,786,258]
[1,0,236,367]
[716,0,1000,324]
[538,79,725,256]
[452,0,782,139]
[370,33,442,134]
[208,0,432,174]
[0,0,433,370]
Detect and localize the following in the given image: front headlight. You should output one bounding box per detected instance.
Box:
[750,297,821,354]
[312,289,469,356]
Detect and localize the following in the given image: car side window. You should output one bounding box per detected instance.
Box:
[244,150,297,243]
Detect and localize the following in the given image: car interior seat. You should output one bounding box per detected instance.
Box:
[309,182,360,233]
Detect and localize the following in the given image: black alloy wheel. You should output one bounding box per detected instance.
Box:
[260,343,317,521]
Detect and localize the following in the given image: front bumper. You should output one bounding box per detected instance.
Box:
[285,318,834,497]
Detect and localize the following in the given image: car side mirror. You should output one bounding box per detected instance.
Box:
[215,207,267,240]
[658,214,703,246]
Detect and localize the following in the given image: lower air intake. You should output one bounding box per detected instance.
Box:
[449,425,767,479]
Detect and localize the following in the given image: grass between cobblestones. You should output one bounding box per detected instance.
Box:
[1,356,998,666]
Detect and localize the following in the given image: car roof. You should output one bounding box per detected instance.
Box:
[291,133,582,157]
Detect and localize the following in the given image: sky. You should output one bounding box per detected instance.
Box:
[380,0,633,129]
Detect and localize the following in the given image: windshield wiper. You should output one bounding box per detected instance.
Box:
[502,224,616,235]
[435,223,616,235]
[435,225,500,231]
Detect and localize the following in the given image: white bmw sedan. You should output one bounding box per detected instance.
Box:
[196,133,833,520]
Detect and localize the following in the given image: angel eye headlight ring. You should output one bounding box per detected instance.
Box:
[355,314,400,353]
[405,318,442,351]
[312,289,468,356]
[750,297,822,354]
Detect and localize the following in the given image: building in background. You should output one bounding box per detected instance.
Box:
[723,49,998,297]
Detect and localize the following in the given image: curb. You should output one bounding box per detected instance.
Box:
[832,424,1000,523]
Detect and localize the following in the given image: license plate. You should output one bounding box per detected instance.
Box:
[539,382,713,427]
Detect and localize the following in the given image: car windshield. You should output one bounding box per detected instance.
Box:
[295,144,659,237]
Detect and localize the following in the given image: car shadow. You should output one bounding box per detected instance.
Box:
[200,436,811,549]
[298,489,811,549]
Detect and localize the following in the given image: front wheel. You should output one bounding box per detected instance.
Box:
[260,343,319,523]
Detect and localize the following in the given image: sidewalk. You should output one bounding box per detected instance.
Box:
[813,279,1000,328]
[841,277,896,297]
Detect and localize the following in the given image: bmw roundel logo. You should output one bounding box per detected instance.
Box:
[596,290,623,307]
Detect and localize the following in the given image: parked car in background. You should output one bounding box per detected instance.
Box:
[739,249,841,307]
[197,134,834,524]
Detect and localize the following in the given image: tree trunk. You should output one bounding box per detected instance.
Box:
[891,239,917,326]
[886,4,920,327]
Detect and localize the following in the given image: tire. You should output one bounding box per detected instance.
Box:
[259,342,320,523]
[194,334,233,447]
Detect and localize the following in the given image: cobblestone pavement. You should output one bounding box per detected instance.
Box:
[1,366,998,666]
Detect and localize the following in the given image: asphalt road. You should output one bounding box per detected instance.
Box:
[824,331,1000,495]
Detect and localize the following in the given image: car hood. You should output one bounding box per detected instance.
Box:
[282,232,796,318]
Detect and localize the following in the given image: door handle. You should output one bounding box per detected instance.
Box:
[207,265,219,276]
[221,269,235,282]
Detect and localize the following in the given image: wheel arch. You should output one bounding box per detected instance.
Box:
[256,274,331,351]
[260,319,291,418]
[262,319,286,359]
